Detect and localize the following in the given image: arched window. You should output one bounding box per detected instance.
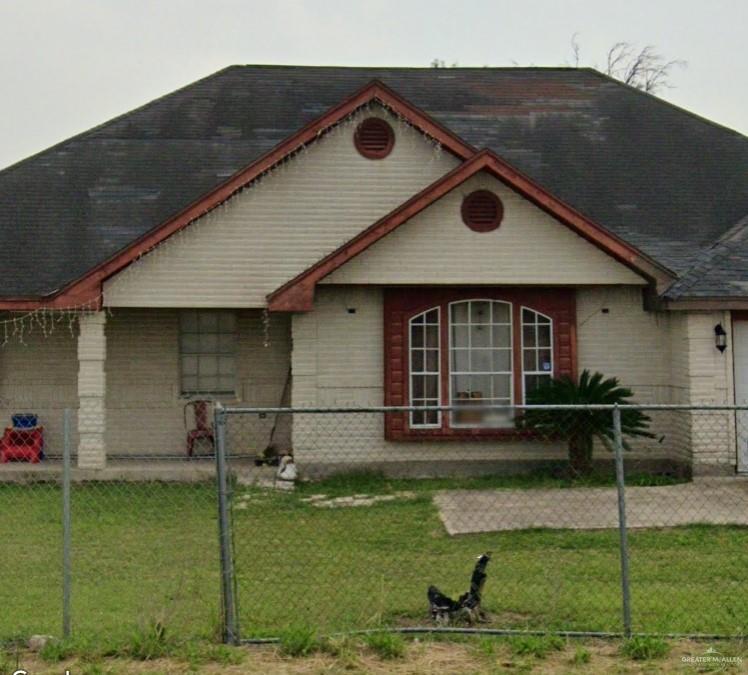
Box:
[408,307,440,427]
[521,307,553,401]
[390,288,573,438]
[449,300,512,427]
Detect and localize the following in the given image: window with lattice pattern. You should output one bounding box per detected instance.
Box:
[180,311,236,396]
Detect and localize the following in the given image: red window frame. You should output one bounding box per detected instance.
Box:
[383,287,577,441]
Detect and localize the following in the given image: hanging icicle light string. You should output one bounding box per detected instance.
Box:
[0,296,102,346]
[3,103,446,348]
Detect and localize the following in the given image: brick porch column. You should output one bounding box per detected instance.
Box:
[77,311,107,468]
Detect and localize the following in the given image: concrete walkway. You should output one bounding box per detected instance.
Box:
[434,478,748,535]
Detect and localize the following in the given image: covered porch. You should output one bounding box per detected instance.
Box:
[0,308,292,468]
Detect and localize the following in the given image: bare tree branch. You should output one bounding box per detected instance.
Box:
[604,42,686,93]
[437,38,686,93]
[569,33,581,68]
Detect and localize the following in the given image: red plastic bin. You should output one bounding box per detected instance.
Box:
[0,427,44,463]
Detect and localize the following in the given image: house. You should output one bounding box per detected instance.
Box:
[0,66,746,477]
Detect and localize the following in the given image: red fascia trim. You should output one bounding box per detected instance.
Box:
[4,80,476,310]
[268,150,673,312]
[0,278,103,311]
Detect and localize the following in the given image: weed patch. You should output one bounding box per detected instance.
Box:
[278,626,320,657]
[363,632,406,659]
[507,634,565,659]
[621,635,670,660]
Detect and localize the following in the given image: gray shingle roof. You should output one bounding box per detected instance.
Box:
[0,65,746,299]
[664,216,748,299]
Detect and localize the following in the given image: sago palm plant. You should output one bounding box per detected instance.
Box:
[517,370,653,476]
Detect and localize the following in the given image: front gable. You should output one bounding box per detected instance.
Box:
[103,105,460,307]
[321,171,647,286]
[269,151,672,311]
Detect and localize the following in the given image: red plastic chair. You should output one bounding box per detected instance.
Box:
[0,427,44,463]
[184,401,214,457]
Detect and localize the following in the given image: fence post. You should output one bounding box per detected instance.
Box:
[613,405,633,637]
[62,408,72,639]
[214,404,239,644]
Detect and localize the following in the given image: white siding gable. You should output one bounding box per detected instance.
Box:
[103,106,459,307]
[322,173,646,286]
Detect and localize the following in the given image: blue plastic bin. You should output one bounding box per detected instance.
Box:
[12,414,38,429]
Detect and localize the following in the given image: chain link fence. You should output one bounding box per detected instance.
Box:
[2,404,748,645]
[218,404,748,642]
[1,410,222,644]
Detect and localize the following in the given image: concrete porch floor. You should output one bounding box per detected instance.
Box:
[0,456,274,483]
[434,477,748,534]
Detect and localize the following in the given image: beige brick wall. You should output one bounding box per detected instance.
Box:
[576,287,687,463]
[291,287,570,466]
[0,320,79,458]
[0,300,735,470]
[548,294,734,470]
[577,287,672,402]
[0,309,287,460]
[103,106,459,308]
[678,311,735,473]
[105,308,292,456]
[0,310,292,459]
[290,286,731,470]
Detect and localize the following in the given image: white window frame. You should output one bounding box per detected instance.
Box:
[408,307,441,428]
[179,310,237,397]
[520,306,554,403]
[448,299,513,429]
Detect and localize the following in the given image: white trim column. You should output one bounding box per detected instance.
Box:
[77,311,107,468]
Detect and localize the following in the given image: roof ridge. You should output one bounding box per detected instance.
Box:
[229,64,583,71]
[714,213,748,244]
[0,66,236,177]
[584,68,747,139]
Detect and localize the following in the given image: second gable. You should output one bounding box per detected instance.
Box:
[321,172,647,287]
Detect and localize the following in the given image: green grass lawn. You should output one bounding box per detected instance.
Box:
[1,472,747,644]
[0,481,221,643]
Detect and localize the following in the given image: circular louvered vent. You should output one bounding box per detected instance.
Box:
[461,190,504,232]
[354,118,395,159]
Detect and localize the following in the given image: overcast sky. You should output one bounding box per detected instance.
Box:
[0,0,745,170]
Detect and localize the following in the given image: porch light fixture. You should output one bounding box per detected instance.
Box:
[714,323,727,353]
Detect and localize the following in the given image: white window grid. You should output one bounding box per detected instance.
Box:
[180,311,237,396]
[521,306,554,403]
[408,307,441,428]
[448,300,513,428]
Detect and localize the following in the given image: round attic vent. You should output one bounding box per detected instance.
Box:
[461,190,504,232]
[354,118,395,159]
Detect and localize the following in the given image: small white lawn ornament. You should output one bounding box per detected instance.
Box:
[277,454,297,482]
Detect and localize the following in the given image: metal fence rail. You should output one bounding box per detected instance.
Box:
[2,404,748,644]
